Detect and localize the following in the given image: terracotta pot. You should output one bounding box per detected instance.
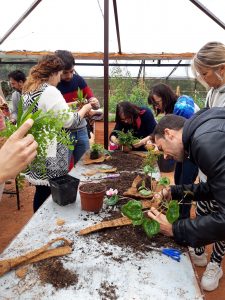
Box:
[122,145,132,153]
[79,183,106,212]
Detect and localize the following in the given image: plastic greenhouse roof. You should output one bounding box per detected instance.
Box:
[0,0,224,78]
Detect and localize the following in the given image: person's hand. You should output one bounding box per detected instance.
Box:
[132,140,143,148]
[152,187,171,202]
[110,135,119,145]
[89,97,100,109]
[148,207,173,237]
[0,119,38,184]
[78,103,92,119]
[67,101,77,107]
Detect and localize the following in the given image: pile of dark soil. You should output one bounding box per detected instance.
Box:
[106,151,143,171]
[102,172,138,194]
[36,258,78,289]
[86,150,186,256]
[97,210,185,253]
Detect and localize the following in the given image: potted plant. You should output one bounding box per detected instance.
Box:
[79,182,106,212]
[115,130,135,153]
[90,143,105,160]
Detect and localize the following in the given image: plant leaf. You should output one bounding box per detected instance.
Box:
[142,218,160,238]
[121,200,143,222]
[139,189,152,196]
[166,200,179,224]
[158,177,170,186]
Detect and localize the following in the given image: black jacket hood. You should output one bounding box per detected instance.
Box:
[183,107,225,152]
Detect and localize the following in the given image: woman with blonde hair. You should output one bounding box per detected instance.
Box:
[190,41,225,292]
[22,55,92,212]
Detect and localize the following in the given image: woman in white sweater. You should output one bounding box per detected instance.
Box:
[22,55,92,212]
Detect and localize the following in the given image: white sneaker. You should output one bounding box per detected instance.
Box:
[189,248,207,267]
[201,262,223,291]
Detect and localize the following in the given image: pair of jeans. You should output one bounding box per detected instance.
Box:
[69,127,90,165]
[174,159,198,219]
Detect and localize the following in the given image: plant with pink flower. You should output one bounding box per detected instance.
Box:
[105,188,119,205]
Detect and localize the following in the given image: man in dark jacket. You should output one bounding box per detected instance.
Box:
[148,107,225,292]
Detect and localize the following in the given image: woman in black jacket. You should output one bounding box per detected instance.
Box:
[110,101,156,151]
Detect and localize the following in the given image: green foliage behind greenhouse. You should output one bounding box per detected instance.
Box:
[1,64,207,111]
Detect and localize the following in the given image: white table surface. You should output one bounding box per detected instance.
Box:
[0,161,203,300]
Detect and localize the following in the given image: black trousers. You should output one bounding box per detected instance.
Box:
[33,185,51,212]
[174,159,198,219]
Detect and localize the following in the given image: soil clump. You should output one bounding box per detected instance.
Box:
[98,281,118,300]
[36,257,78,289]
[105,151,143,171]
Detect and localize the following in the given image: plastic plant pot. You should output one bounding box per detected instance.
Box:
[90,150,100,160]
[79,183,106,212]
[49,174,80,206]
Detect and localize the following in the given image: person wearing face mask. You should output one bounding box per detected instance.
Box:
[110,101,156,151]
[186,41,225,291]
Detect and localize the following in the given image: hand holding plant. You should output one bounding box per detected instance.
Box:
[147,207,173,237]
[121,198,179,238]
[105,188,119,205]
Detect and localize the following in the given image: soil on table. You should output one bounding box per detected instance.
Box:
[105,151,143,172]
[87,151,186,253]
[36,257,78,289]
[97,281,118,300]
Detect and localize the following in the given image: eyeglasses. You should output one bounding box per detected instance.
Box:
[153,99,162,106]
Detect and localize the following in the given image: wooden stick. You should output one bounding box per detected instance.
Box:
[79,216,132,235]
[0,237,72,277]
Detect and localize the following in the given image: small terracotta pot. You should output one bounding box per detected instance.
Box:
[79,183,106,212]
[122,145,132,153]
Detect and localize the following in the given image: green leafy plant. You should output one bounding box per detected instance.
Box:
[72,87,88,110]
[115,129,136,148]
[121,200,160,237]
[121,199,179,238]
[0,97,74,179]
[90,143,104,159]
[157,177,170,188]
[137,149,161,194]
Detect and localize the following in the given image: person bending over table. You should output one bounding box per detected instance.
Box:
[110,101,156,151]
[148,110,225,292]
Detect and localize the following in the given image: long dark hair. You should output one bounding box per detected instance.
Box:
[148,83,178,115]
[115,101,141,127]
